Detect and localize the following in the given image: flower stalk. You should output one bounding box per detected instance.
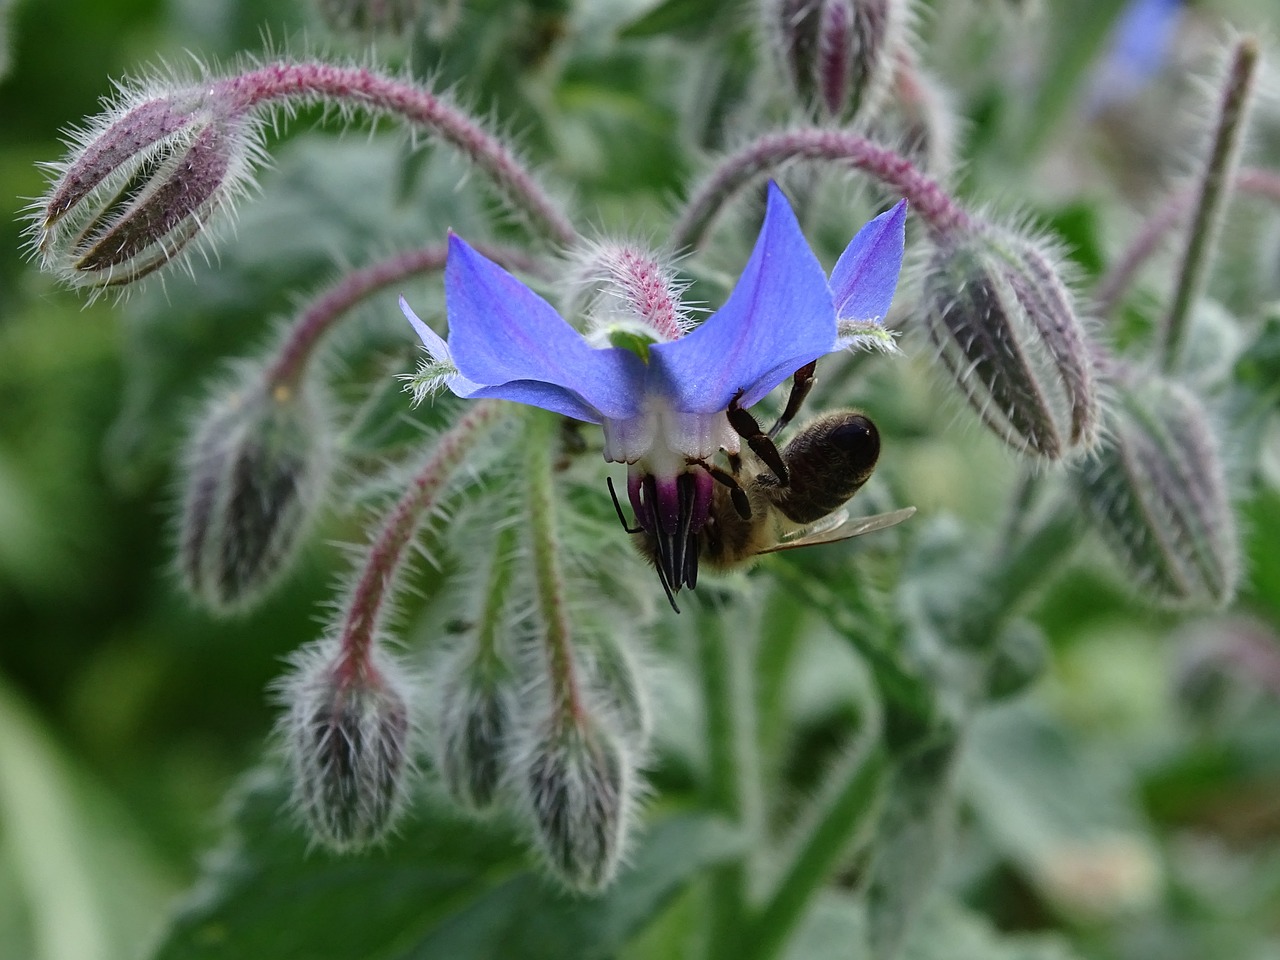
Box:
[523,408,585,725]
[214,62,576,247]
[338,401,506,669]
[744,741,886,960]
[1159,35,1259,372]
[671,129,969,251]
[1097,166,1280,319]
[697,602,759,960]
[265,242,543,391]
[435,523,520,810]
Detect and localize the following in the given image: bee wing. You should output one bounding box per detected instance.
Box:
[760,506,917,555]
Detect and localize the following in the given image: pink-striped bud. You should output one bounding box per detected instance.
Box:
[178,372,330,613]
[1072,371,1238,608]
[313,0,425,37]
[519,712,636,892]
[30,82,258,291]
[277,640,416,852]
[435,648,517,812]
[768,0,905,121]
[923,225,1101,460]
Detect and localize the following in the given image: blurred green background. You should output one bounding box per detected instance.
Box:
[2,1,1280,959]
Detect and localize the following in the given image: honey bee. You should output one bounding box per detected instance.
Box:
[698,410,914,570]
[608,364,915,612]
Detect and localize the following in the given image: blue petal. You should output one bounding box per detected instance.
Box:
[444,235,646,422]
[651,182,837,413]
[400,296,449,360]
[829,199,906,325]
[452,379,617,423]
[1088,0,1183,112]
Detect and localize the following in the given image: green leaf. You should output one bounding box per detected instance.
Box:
[618,0,729,39]
[105,135,490,489]
[152,769,741,960]
[786,892,1083,960]
[963,701,1160,919]
[0,677,174,960]
[864,735,963,960]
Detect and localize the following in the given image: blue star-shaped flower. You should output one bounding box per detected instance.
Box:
[402,182,905,599]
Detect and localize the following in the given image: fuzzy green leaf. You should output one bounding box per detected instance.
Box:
[151,769,742,960]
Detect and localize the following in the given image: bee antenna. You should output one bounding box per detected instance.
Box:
[605,476,644,534]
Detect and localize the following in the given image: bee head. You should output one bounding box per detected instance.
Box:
[827,413,880,474]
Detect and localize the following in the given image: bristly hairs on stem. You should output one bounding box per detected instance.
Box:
[513,407,640,892]
[1160,34,1260,372]
[266,240,548,392]
[210,55,578,246]
[670,127,971,252]
[28,49,577,294]
[1096,165,1280,319]
[331,401,509,672]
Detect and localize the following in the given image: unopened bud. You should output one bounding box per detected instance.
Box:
[875,55,957,178]
[1171,617,1280,723]
[581,630,651,747]
[567,239,691,348]
[521,713,634,892]
[313,0,424,36]
[923,226,1100,460]
[768,0,903,122]
[435,651,516,811]
[31,84,257,291]
[278,640,415,852]
[178,372,330,613]
[1072,372,1239,608]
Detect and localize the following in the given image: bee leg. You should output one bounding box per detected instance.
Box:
[606,476,644,533]
[767,361,817,439]
[703,462,752,519]
[727,390,790,486]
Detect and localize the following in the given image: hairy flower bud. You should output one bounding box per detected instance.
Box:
[768,0,904,121]
[874,56,957,178]
[30,83,258,291]
[178,372,330,613]
[923,226,1100,460]
[580,630,651,747]
[435,649,516,811]
[313,0,424,36]
[520,713,635,892]
[1072,372,1238,608]
[278,641,415,852]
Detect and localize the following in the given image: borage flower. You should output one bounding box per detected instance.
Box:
[401,183,906,604]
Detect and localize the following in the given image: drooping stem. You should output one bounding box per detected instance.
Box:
[1096,166,1280,319]
[266,242,545,390]
[338,401,507,675]
[214,62,577,247]
[671,129,972,252]
[524,409,585,726]
[475,523,520,669]
[1159,36,1259,372]
[744,742,886,960]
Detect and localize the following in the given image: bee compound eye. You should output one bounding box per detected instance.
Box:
[830,414,880,470]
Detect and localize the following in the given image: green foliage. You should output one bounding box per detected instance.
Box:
[5,1,1280,960]
[153,769,741,960]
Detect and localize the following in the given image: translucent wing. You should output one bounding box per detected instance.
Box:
[760,506,917,555]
